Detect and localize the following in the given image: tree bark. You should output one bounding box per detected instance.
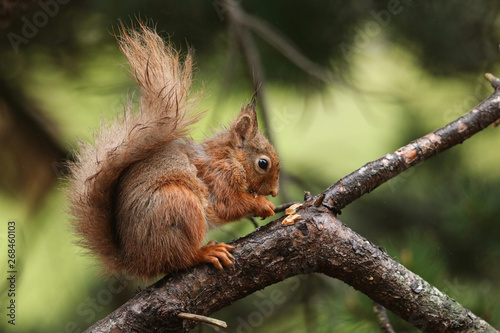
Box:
[84,74,500,332]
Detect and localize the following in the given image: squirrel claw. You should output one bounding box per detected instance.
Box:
[198,241,235,271]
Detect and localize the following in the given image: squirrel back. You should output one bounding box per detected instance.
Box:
[68,23,280,279]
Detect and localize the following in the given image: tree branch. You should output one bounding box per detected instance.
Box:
[373,302,396,333]
[311,73,500,214]
[83,75,500,333]
[238,10,337,85]
[222,0,274,145]
[84,207,497,333]
[177,313,227,329]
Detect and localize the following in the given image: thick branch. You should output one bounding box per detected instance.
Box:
[84,75,500,332]
[85,206,497,333]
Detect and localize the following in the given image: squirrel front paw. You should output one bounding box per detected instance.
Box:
[197,240,235,270]
[255,196,275,218]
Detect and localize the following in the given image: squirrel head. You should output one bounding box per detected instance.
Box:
[230,103,280,198]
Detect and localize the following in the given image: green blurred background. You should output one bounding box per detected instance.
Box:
[1,1,500,332]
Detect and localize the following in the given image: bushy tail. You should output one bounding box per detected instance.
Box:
[67,22,200,274]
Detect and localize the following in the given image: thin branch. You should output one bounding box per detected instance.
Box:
[223,0,382,106]
[273,201,301,213]
[246,216,259,228]
[222,0,274,145]
[177,313,227,329]
[310,74,500,213]
[239,12,336,84]
[373,303,396,333]
[485,72,500,88]
[304,191,313,201]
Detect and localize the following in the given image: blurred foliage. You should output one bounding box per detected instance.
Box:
[1,1,500,332]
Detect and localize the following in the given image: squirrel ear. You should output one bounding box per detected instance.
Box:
[232,103,258,144]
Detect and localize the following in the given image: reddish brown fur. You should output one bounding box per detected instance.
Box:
[67,23,279,280]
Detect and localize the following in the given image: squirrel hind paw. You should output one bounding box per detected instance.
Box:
[197,241,235,270]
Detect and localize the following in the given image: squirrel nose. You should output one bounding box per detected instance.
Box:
[271,188,279,197]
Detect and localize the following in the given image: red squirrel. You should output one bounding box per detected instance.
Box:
[67,23,280,280]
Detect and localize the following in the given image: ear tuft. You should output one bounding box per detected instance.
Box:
[232,103,258,144]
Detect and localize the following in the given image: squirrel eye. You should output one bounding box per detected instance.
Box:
[257,157,269,171]
[258,158,268,170]
[255,155,271,173]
